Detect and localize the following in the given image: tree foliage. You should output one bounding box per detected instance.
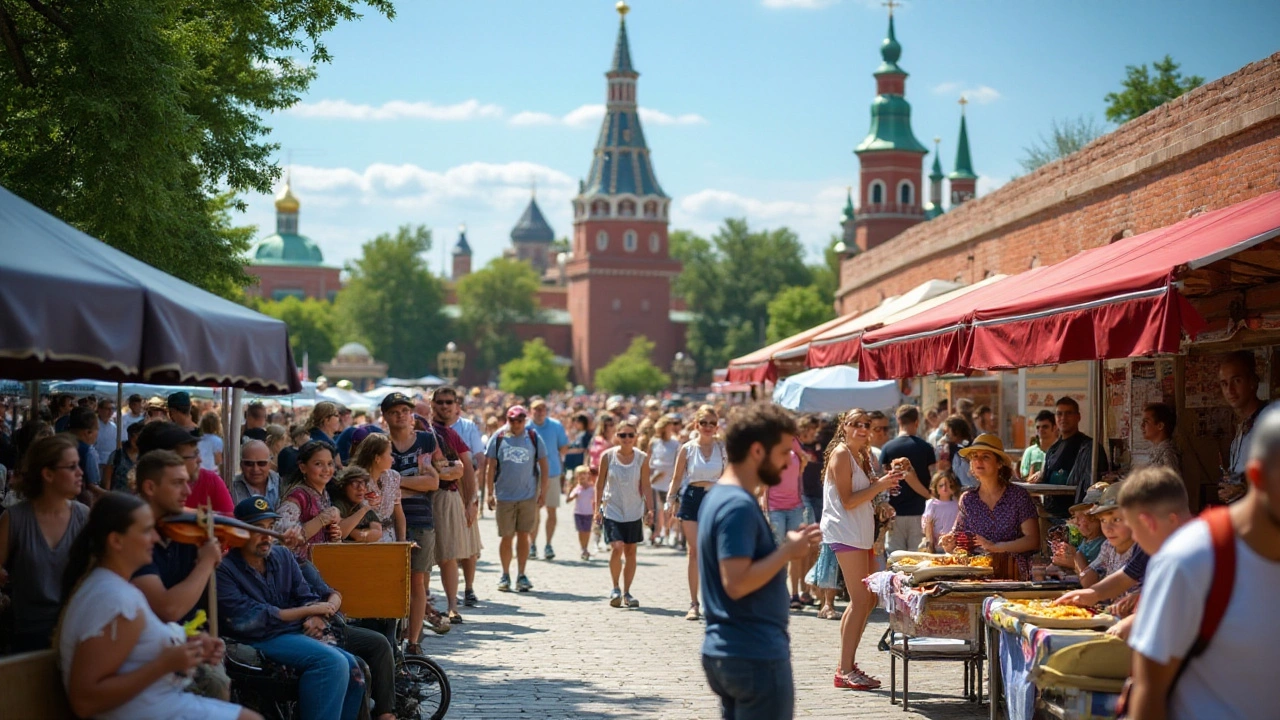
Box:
[766,285,835,344]
[252,296,339,378]
[334,225,449,377]
[810,235,843,306]
[672,219,813,371]
[499,338,568,398]
[594,336,672,396]
[1017,115,1105,173]
[455,257,541,374]
[1104,55,1204,124]
[0,0,394,297]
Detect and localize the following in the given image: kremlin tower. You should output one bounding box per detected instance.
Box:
[566,2,682,384]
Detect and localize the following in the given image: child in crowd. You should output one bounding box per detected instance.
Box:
[1052,483,1108,574]
[568,469,596,561]
[1079,485,1135,588]
[921,471,961,552]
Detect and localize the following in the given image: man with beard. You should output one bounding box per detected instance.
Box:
[698,403,823,719]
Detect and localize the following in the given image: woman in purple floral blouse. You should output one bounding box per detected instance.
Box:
[939,433,1041,578]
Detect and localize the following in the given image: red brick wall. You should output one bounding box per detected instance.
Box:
[837,52,1280,315]
[245,265,343,301]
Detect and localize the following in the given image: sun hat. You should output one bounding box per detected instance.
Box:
[1088,482,1124,515]
[957,433,1014,465]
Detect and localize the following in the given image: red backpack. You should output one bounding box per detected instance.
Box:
[1117,506,1236,715]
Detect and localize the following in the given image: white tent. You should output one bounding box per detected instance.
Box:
[772,366,900,413]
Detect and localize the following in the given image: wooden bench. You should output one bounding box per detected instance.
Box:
[0,648,76,719]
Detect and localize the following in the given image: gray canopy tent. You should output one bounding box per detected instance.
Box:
[0,185,300,394]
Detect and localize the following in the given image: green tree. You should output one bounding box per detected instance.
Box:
[672,219,813,371]
[455,257,541,374]
[334,225,449,377]
[594,336,672,395]
[809,235,843,306]
[0,0,394,297]
[499,338,568,398]
[252,296,340,378]
[766,285,835,344]
[1017,115,1105,173]
[1104,55,1204,124]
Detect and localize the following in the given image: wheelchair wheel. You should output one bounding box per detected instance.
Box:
[395,655,451,720]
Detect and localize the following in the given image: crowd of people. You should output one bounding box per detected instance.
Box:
[0,349,1275,720]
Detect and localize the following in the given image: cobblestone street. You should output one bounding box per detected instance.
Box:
[420,514,988,719]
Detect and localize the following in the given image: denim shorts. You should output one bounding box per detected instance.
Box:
[702,654,794,720]
[768,507,805,548]
[677,484,709,522]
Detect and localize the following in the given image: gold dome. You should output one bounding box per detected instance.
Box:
[275,177,300,213]
[616,1,629,17]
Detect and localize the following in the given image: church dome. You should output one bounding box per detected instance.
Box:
[335,342,372,363]
[252,233,325,266]
[511,197,555,243]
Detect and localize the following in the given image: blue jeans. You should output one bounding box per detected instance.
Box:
[250,632,365,720]
[702,655,794,720]
[768,507,805,548]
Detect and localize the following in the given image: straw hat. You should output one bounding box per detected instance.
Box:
[958,433,1014,466]
[1070,482,1111,514]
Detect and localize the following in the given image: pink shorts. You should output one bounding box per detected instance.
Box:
[829,542,870,554]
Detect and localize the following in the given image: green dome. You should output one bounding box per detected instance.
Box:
[252,233,325,266]
[855,95,928,154]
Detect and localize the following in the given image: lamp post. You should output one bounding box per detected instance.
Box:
[672,351,697,392]
[437,341,466,385]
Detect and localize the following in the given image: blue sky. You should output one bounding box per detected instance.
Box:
[241,0,1280,272]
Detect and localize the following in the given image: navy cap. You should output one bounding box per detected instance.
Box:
[136,421,200,454]
[380,392,415,413]
[166,391,192,412]
[234,495,280,525]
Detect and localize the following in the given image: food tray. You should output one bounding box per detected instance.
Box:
[908,565,994,583]
[1000,603,1117,630]
[1012,482,1078,496]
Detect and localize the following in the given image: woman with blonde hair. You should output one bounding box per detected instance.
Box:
[647,415,680,546]
[822,408,904,690]
[197,411,224,472]
[306,401,343,458]
[665,407,726,621]
[264,424,288,471]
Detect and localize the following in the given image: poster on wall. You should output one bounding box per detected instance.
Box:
[1128,360,1176,467]
[1023,362,1091,443]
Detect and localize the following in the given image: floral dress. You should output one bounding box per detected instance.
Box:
[952,483,1039,578]
[373,469,403,543]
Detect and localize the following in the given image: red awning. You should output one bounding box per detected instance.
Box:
[858,271,1043,380]
[725,312,854,384]
[965,191,1280,370]
[859,191,1280,380]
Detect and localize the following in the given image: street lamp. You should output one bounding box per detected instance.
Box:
[437,341,466,385]
[671,351,697,392]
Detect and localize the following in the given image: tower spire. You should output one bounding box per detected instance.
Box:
[610,2,634,75]
[925,137,945,219]
[948,97,978,206]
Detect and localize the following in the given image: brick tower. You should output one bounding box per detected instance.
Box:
[852,10,928,252]
[566,1,680,385]
[948,97,978,206]
[451,224,472,280]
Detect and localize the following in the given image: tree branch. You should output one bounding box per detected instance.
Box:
[23,0,70,34]
[0,3,35,87]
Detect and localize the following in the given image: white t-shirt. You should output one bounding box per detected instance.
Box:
[820,453,875,549]
[601,447,648,523]
[1128,519,1280,720]
[197,434,223,471]
[648,438,680,492]
[59,568,240,720]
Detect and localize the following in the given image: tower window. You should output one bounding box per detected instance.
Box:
[870,181,885,205]
[596,230,609,251]
[643,201,658,218]
[649,232,660,253]
[591,200,610,217]
[618,199,636,217]
[624,230,637,252]
[898,180,914,205]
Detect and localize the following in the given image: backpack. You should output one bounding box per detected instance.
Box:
[493,429,540,483]
[1116,506,1236,717]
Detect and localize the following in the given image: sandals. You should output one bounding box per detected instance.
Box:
[789,595,805,611]
[817,606,838,620]
[448,610,464,624]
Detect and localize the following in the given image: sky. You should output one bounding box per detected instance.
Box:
[239,0,1280,273]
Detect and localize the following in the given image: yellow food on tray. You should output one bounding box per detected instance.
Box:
[967,555,993,568]
[895,557,921,566]
[1004,599,1096,619]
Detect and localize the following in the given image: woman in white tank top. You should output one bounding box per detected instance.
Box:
[665,408,725,621]
[595,420,653,608]
[821,408,902,691]
[647,415,681,546]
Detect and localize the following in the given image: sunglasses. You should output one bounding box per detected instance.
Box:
[616,432,636,439]
[698,420,717,427]
[241,460,270,467]
[848,421,870,429]
[510,415,527,422]
[433,399,456,406]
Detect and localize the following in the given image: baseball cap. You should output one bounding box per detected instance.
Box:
[166,391,192,412]
[349,423,385,449]
[1069,482,1110,514]
[507,405,528,420]
[1087,482,1123,515]
[234,495,281,525]
[136,421,201,454]
[380,392,415,413]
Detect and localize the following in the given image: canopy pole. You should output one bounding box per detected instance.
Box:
[228,388,244,482]
[219,388,232,484]
[1090,359,1103,485]
[116,383,124,453]
[28,381,38,423]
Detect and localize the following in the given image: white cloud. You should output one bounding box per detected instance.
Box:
[761,0,839,8]
[977,174,1009,197]
[673,186,852,260]
[509,104,706,128]
[288,99,504,121]
[932,83,1002,105]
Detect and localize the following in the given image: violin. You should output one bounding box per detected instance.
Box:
[158,511,287,549]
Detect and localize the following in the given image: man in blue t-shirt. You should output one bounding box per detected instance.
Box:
[879,405,938,555]
[698,403,821,719]
[529,398,570,561]
[484,405,549,593]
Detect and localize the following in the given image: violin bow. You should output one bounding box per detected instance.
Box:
[201,504,219,638]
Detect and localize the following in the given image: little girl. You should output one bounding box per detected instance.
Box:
[921,470,961,553]
[568,470,597,561]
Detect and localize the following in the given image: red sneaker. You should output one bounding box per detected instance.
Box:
[834,666,881,690]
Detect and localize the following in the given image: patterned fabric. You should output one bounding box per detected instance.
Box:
[953,483,1039,577]
[277,485,330,561]
[373,469,403,542]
